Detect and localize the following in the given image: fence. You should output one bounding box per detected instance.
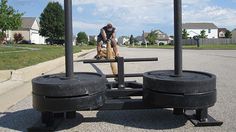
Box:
[182,38,236,45]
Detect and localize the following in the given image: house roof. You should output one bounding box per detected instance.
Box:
[182,23,218,29]
[19,17,37,30]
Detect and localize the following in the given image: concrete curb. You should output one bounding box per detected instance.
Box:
[0,70,11,83]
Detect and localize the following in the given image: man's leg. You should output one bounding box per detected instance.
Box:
[111,38,119,56]
[96,37,103,57]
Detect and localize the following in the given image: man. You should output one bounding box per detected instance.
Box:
[95,23,119,59]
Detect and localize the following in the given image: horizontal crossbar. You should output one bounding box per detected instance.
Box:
[106,73,143,78]
[79,57,158,63]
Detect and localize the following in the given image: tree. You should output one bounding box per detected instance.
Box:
[225,30,232,38]
[0,0,23,44]
[0,32,6,44]
[39,2,64,42]
[13,33,23,43]
[182,29,189,39]
[199,30,208,38]
[146,31,157,45]
[129,35,134,46]
[76,32,88,44]
[89,39,96,45]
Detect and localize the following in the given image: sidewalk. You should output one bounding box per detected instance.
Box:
[0,49,95,112]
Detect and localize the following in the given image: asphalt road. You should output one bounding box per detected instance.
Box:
[0,47,236,132]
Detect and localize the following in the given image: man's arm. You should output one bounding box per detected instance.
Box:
[112,31,116,39]
[101,29,107,41]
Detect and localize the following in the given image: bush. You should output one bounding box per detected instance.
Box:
[159,42,165,46]
[88,39,96,45]
[14,33,23,43]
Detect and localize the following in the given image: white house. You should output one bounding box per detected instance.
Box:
[118,36,129,45]
[182,23,218,38]
[6,17,46,44]
[218,28,227,38]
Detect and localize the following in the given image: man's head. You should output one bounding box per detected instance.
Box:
[106,23,113,31]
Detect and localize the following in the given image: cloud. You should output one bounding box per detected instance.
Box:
[49,0,236,35]
[73,20,103,30]
[183,6,236,29]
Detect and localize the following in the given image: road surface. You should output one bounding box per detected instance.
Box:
[0,47,235,132]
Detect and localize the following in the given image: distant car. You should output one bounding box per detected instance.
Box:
[19,40,31,44]
[46,39,65,45]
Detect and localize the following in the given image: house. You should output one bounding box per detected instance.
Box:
[6,17,46,44]
[89,35,97,42]
[135,36,143,45]
[232,29,236,39]
[142,30,171,45]
[182,23,218,38]
[118,36,129,45]
[218,28,227,38]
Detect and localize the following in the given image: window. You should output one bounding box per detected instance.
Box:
[208,29,211,33]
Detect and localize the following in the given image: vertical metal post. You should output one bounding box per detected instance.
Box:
[174,0,183,76]
[64,0,74,78]
[117,57,125,89]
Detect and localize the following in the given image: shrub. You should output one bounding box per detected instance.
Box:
[88,39,96,45]
[14,33,23,43]
[159,42,165,46]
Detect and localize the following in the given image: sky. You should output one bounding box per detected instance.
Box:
[7,0,236,37]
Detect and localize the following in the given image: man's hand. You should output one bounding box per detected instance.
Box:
[104,38,111,43]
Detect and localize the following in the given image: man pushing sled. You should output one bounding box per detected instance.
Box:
[94,23,119,59]
[94,23,119,75]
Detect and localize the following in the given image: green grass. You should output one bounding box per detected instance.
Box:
[0,44,95,70]
[129,44,236,50]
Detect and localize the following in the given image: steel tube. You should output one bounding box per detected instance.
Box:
[174,0,183,76]
[64,0,74,78]
[81,57,158,64]
[106,73,143,78]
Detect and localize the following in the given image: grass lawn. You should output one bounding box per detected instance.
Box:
[0,44,95,70]
[129,44,236,50]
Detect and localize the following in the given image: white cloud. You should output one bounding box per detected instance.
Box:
[50,0,236,35]
[183,6,236,29]
[73,20,104,30]
[77,6,83,13]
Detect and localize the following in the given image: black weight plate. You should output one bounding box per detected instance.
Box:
[32,72,107,97]
[143,88,216,109]
[33,92,105,112]
[143,70,216,94]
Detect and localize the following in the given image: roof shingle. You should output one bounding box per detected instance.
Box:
[19,17,37,30]
[182,23,218,29]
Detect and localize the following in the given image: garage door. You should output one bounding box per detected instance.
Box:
[31,33,40,44]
